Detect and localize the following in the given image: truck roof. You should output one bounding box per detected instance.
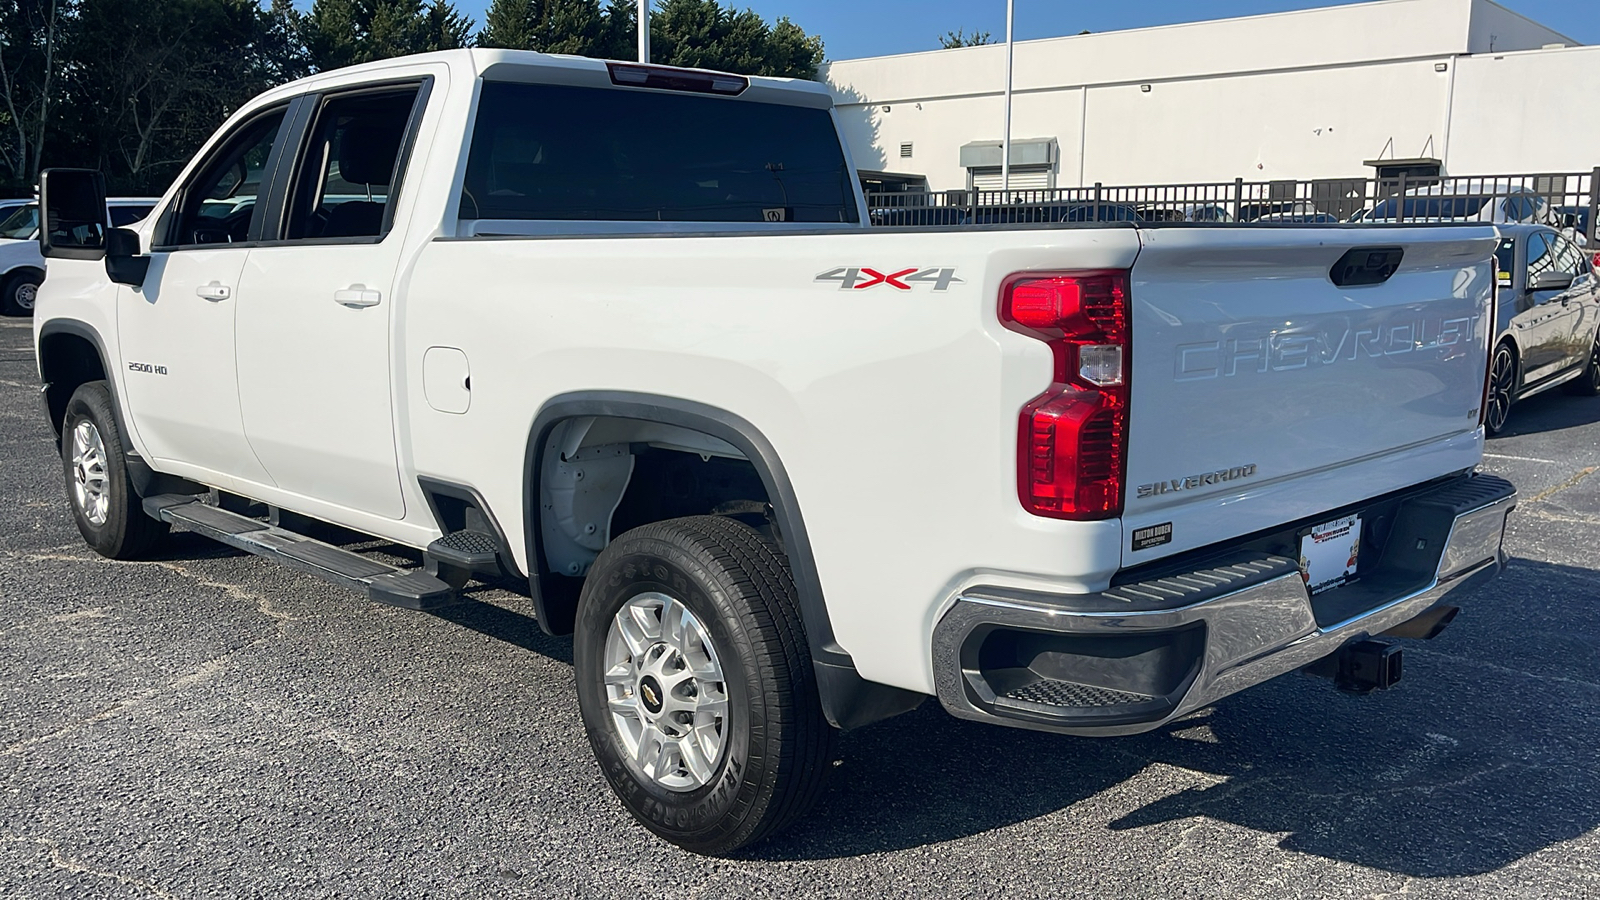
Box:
[253,48,835,110]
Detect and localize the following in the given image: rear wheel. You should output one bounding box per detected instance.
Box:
[1561,327,1600,396]
[1485,342,1517,435]
[61,382,169,559]
[573,515,834,855]
[0,271,40,316]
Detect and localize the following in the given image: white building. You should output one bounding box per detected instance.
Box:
[820,0,1597,194]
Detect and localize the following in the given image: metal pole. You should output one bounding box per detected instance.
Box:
[1588,166,1599,245]
[1001,0,1014,197]
[637,0,649,63]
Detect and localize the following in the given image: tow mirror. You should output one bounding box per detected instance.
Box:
[39,168,108,260]
[1530,271,1574,292]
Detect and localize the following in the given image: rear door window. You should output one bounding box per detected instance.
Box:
[1495,238,1516,288]
[460,81,857,224]
[281,86,424,241]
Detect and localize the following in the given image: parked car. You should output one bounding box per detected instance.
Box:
[1252,210,1342,224]
[0,198,159,315]
[1485,223,1600,433]
[1237,200,1325,221]
[1367,182,1554,225]
[870,205,967,227]
[34,49,1514,855]
[1555,205,1591,247]
[1134,204,1233,223]
[971,201,1144,224]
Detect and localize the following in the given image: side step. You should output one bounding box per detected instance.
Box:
[143,494,460,611]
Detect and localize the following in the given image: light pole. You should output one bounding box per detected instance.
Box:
[1001,0,1014,196]
[638,0,650,63]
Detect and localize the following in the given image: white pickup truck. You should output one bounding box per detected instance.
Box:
[33,49,1515,854]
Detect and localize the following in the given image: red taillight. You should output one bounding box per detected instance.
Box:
[1001,271,1130,520]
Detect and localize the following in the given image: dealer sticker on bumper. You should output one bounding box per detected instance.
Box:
[1300,515,1361,595]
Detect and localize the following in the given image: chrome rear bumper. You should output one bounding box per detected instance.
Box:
[932,473,1516,736]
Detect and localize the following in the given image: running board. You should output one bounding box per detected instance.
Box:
[142,494,460,611]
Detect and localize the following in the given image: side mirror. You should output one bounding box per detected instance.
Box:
[39,168,108,260]
[105,227,149,287]
[1530,271,1574,292]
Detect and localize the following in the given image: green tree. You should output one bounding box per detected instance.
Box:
[939,28,994,48]
[649,0,823,78]
[62,0,281,191]
[301,0,472,71]
[478,0,821,77]
[0,0,68,188]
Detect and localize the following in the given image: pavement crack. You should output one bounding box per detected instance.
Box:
[0,652,249,757]
[1524,466,1597,505]
[0,833,179,899]
[145,559,301,624]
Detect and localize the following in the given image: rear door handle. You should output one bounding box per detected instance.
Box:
[196,282,231,302]
[335,286,381,308]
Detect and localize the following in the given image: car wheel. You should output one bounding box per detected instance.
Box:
[1485,343,1517,435]
[1560,327,1600,397]
[0,272,40,316]
[574,515,834,855]
[61,381,169,559]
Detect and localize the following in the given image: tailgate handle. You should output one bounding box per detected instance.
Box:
[1330,247,1403,287]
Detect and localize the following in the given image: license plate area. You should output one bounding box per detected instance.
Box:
[1299,514,1361,595]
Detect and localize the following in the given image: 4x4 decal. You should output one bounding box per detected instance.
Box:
[815,267,962,291]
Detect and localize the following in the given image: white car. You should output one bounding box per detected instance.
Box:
[32,49,1514,854]
[1365,180,1555,225]
[0,198,158,315]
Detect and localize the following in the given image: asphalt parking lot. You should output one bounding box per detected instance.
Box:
[1,314,1598,899]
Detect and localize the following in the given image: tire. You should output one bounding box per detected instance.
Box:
[0,271,40,317]
[1485,341,1517,436]
[61,381,168,559]
[1561,326,1600,397]
[573,515,834,855]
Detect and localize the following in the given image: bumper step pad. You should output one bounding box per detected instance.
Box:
[142,494,460,611]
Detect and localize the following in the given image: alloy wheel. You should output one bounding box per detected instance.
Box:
[602,591,730,792]
[70,420,110,526]
[1485,345,1515,434]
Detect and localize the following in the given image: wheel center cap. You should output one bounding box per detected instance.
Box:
[639,675,664,714]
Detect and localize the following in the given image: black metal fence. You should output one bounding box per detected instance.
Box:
[865,170,1600,243]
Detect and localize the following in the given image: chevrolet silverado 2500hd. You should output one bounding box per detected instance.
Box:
[33,50,1515,855]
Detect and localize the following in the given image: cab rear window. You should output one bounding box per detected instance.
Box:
[460,81,858,224]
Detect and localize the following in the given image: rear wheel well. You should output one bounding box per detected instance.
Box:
[39,331,108,438]
[532,414,771,633]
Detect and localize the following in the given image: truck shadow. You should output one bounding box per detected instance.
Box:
[1491,386,1600,439]
[752,557,1599,877]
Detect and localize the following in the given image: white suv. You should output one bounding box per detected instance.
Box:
[0,198,158,315]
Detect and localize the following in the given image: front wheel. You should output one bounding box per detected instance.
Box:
[0,271,40,316]
[61,381,169,558]
[1485,342,1517,435]
[573,515,834,855]
[1561,327,1600,397]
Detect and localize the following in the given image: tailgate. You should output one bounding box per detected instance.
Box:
[1122,225,1499,566]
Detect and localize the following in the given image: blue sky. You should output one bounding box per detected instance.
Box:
[448,0,1596,60]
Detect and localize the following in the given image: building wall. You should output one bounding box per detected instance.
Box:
[1445,44,1600,174]
[823,0,1587,191]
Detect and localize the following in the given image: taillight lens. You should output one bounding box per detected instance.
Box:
[1001,271,1131,519]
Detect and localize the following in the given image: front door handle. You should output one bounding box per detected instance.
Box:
[196,282,231,302]
[335,285,382,308]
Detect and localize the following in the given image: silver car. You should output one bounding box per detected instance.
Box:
[1486,224,1600,433]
